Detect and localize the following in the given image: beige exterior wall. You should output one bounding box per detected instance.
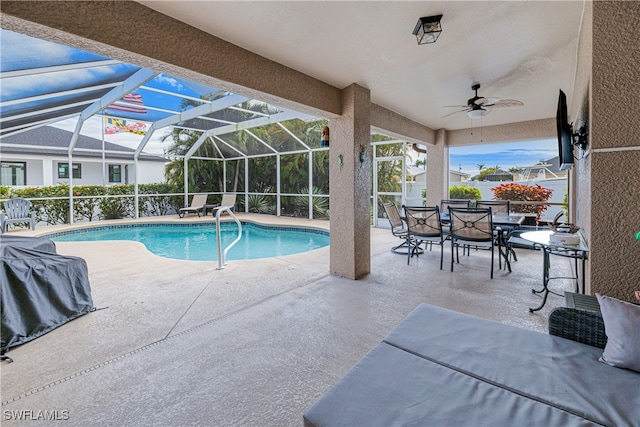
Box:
[446,119,556,147]
[583,1,640,300]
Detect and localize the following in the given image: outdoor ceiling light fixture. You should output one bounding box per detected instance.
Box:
[467,108,489,120]
[413,15,443,45]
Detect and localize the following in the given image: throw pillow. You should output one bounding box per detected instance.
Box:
[596,293,640,372]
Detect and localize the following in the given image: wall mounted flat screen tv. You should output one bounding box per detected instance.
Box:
[557,89,574,171]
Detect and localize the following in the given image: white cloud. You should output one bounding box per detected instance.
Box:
[156,75,184,91]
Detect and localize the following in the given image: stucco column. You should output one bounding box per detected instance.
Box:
[586,1,640,300]
[426,129,448,207]
[329,84,371,279]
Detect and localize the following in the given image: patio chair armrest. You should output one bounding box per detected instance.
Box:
[548,307,607,349]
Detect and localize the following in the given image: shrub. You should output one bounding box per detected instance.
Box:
[292,187,329,219]
[246,194,274,214]
[449,185,481,200]
[138,183,182,216]
[73,185,105,222]
[99,185,135,219]
[491,183,553,218]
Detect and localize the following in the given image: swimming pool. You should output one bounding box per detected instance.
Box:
[47,222,330,261]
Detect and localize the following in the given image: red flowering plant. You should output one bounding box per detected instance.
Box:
[491,183,553,220]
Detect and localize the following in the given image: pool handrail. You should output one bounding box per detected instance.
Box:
[215,206,242,269]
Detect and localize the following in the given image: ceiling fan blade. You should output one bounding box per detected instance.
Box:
[477,97,501,106]
[443,105,468,108]
[473,97,489,105]
[490,99,524,108]
[441,109,468,118]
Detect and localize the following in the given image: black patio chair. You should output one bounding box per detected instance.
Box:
[403,205,444,268]
[448,207,495,278]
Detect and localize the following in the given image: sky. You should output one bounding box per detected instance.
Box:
[449,139,558,176]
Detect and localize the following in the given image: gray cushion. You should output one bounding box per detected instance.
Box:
[383,304,640,427]
[596,293,640,372]
[303,342,594,427]
[305,304,640,427]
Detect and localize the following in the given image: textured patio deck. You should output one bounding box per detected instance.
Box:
[0,214,576,426]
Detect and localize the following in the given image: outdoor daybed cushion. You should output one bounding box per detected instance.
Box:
[1,237,94,353]
[303,304,640,427]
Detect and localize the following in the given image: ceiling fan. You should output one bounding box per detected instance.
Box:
[444,83,524,119]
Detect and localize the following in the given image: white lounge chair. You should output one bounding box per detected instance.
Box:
[205,194,237,216]
[1,198,36,233]
[178,194,208,218]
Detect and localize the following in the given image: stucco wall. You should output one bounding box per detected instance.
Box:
[587,1,640,300]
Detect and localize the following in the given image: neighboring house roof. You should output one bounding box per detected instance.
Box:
[484,169,514,181]
[0,126,165,162]
[516,156,564,175]
[406,166,426,178]
[450,170,471,178]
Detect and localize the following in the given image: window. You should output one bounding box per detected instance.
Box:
[1,162,27,185]
[58,162,82,179]
[109,165,121,183]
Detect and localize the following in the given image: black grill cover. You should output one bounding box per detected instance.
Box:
[1,237,94,353]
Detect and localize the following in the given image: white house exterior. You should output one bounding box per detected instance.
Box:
[0,126,166,187]
[407,166,470,183]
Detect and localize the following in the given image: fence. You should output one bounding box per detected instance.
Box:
[404,178,567,222]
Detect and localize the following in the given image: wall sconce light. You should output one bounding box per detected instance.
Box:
[412,15,443,45]
[359,145,367,163]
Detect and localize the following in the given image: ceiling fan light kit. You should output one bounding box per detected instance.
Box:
[467,108,488,120]
[413,15,443,45]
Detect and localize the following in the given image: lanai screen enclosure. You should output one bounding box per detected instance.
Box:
[1,30,417,223]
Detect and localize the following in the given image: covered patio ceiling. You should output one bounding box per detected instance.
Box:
[0,29,325,160]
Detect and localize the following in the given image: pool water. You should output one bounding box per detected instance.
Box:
[49,223,330,261]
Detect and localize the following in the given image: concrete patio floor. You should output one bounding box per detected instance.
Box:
[0,214,577,426]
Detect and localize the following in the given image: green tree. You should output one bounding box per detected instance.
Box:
[472,166,502,181]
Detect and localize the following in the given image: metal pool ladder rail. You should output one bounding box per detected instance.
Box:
[215,206,242,269]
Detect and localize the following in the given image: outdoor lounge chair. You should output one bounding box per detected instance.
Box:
[178,194,208,218]
[205,194,237,216]
[1,198,36,233]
